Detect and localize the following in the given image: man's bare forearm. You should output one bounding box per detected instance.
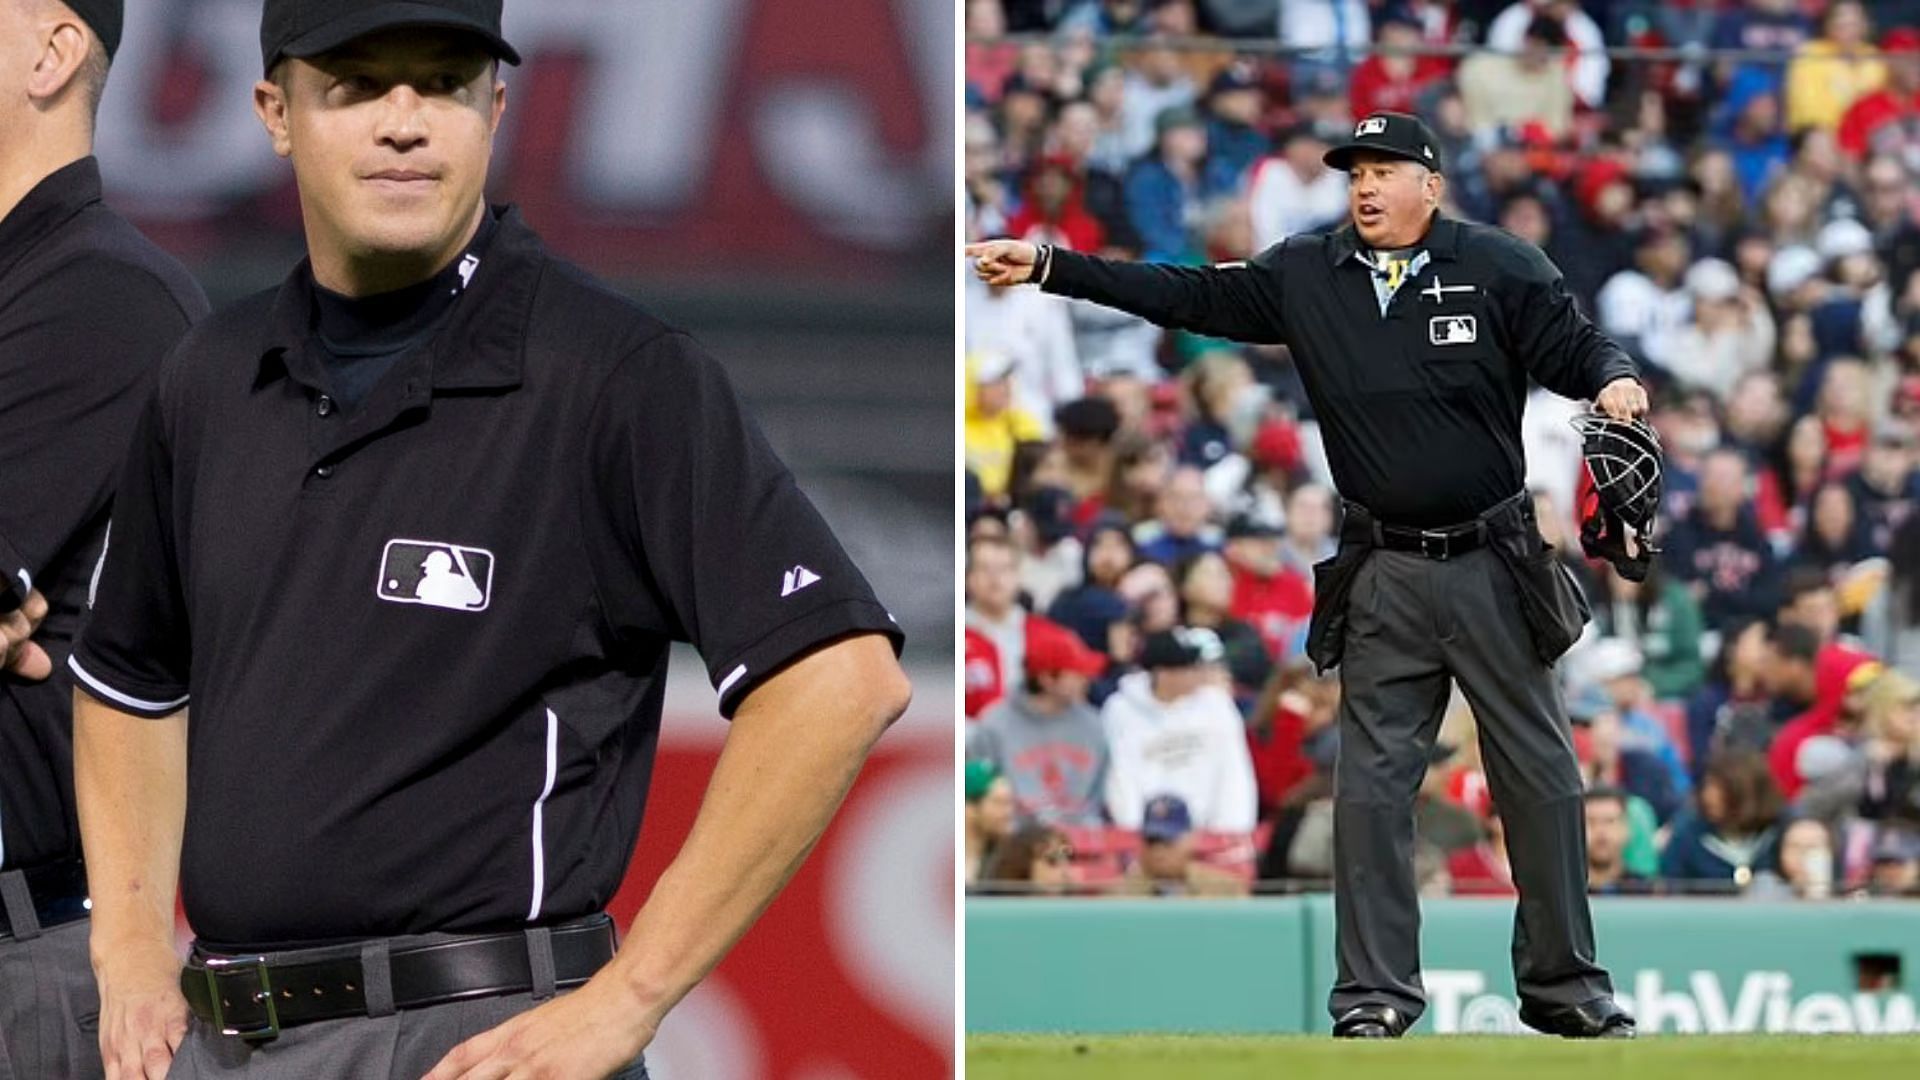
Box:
[601,633,909,1030]
[74,691,187,964]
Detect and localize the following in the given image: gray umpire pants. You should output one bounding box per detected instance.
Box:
[170,930,650,1079]
[0,872,101,1080]
[1327,547,1613,1027]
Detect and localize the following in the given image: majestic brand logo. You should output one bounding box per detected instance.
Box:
[781,565,822,597]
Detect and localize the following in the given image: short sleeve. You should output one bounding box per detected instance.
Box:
[66,387,191,717]
[582,332,902,717]
[0,258,196,610]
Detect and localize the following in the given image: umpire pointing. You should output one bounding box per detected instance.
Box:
[970,111,1642,1038]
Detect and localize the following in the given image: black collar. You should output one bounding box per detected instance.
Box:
[256,205,545,393]
[0,157,104,283]
[1325,212,1462,266]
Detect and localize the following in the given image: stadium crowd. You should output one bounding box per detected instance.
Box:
[964,0,1920,899]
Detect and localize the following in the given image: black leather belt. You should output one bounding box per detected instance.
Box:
[1372,519,1488,560]
[0,857,91,939]
[182,914,616,1040]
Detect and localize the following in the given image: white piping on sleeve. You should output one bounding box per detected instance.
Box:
[716,663,748,702]
[67,655,189,714]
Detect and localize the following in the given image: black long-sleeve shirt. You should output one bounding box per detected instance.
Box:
[1042,214,1638,526]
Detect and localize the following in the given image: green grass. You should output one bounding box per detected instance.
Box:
[966,1034,1920,1079]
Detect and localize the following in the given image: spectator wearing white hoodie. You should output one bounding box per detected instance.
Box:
[1102,626,1259,832]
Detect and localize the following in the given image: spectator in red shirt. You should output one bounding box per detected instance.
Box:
[1223,515,1314,662]
[1770,646,1880,800]
[1247,663,1338,817]
[1448,803,1517,897]
[1006,154,1107,253]
[1838,28,1920,160]
[1348,11,1449,120]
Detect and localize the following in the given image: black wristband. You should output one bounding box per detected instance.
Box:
[1034,243,1054,287]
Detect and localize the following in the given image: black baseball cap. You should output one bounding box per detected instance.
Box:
[65,0,122,60]
[261,0,523,75]
[1140,627,1226,670]
[1323,111,1445,174]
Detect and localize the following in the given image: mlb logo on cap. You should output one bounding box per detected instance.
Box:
[1325,111,1446,174]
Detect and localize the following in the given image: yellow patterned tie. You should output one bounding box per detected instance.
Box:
[1383,257,1409,292]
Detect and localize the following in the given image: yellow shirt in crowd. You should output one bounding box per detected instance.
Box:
[1787,40,1885,132]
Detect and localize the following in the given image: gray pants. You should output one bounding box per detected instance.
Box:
[0,878,101,1080]
[172,931,648,1080]
[1327,548,1612,1026]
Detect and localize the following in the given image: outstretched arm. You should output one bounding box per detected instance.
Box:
[967,239,1287,345]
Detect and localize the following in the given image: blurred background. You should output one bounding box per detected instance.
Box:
[103,2,954,1077]
[965,0,1920,1043]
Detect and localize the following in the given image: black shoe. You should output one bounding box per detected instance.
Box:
[1332,1006,1408,1038]
[1518,996,1637,1039]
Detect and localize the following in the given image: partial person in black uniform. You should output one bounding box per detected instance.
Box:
[970,111,1646,1039]
[0,2,210,1077]
[70,3,910,1079]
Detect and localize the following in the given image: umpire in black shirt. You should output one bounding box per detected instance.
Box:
[0,2,210,1077]
[71,2,909,1078]
[970,111,1643,1038]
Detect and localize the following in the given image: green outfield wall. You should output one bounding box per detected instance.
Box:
[966,896,1920,1035]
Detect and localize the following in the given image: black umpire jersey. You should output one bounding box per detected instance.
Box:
[0,157,208,871]
[1042,214,1638,526]
[69,207,903,950]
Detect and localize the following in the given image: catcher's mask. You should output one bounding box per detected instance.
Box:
[1572,412,1663,582]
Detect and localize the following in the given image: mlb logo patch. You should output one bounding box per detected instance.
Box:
[377,539,495,612]
[1430,315,1478,346]
[1356,116,1388,137]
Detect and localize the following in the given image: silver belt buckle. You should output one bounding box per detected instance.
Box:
[1419,529,1451,560]
[202,954,280,1041]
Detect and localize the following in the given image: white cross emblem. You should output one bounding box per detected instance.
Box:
[1421,277,1476,303]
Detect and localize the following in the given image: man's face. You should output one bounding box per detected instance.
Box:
[1054,102,1098,159]
[971,778,1016,839]
[1087,529,1134,584]
[0,0,92,146]
[1038,668,1091,704]
[1151,664,1207,701]
[1500,197,1550,247]
[256,29,504,286]
[1034,168,1072,213]
[1158,468,1210,536]
[1287,486,1334,545]
[1140,835,1193,880]
[1866,160,1911,225]
[1865,439,1913,490]
[1643,235,1692,282]
[1347,154,1439,249]
[966,542,1019,615]
[1787,587,1842,644]
[1584,798,1628,870]
[1211,87,1261,127]
[1698,453,1748,516]
[1225,534,1281,577]
[1161,123,1206,165]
